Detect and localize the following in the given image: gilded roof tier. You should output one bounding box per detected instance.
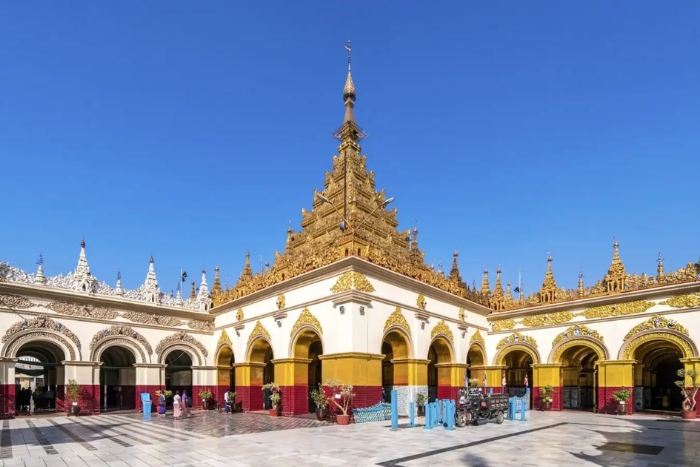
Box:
[213,45,489,308]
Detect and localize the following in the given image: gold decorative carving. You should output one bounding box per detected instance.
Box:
[218,329,232,346]
[552,339,607,364]
[2,314,81,351]
[621,332,694,360]
[430,320,454,343]
[0,294,35,309]
[383,307,411,335]
[551,324,604,348]
[491,319,516,332]
[521,311,575,328]
[187,320,214,333]
[330,271,375,293]
[458,308,466,321]
[496,332,537,350]
[122,311,182,327]
[236,308,244,322]
[580,300,654,319]
[276,294,286,310]
[155,331,208,358]
[416,294,427,310]
[89,325,152,356]
[247,320,271,347]
[44,301,118,320]
[469,330,485,346]
[661,293,700,309]
[623,315,689,340]
[486,240,699,312]
[290,308,323,337]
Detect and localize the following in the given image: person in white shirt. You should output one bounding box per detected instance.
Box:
[224,390,231,414]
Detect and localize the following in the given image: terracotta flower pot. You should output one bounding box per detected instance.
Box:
[68,405,81,417]
[681,410,697,420]
[336,414,351,425]
[269,407,279,417]
[542,400,551,411]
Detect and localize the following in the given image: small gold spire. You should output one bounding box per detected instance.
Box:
[242,249,253,279]
[604,238,626,292]
[657,252,664,280]
[538,254,558,303]
[189,280,196,300]
[212,266,222,296]
[481,269,490,295]
[578,269,585,297]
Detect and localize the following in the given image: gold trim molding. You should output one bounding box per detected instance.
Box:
[383,307,411,336]
[217,329,232,346]
[290,307,323,337]
[496,332,537,350]
[247,320,272,347]
[661,293,700,309]
[330,271,375,293]
[623,315,689,340]
[470,330,485,346]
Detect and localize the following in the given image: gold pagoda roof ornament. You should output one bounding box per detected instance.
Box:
[538,254,558,304]
[211,42,490,309]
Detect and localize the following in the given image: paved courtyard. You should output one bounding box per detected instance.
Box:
[0,410,698,466]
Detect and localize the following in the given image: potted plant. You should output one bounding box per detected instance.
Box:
[228,391,239,413]
[416,393,427,416]
[66,379,81,416]
[675,368,699,420]
[198,390,212,410]
[540,385,554,411]
[262,383,281,416]
[326,379,355,425]
[613,388,631,415]
[310,384,329,421]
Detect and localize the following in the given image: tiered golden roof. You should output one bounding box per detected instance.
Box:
[212,44,488,308]
[485,241,699,312]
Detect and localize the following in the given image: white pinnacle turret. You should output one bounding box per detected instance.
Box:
[115,270,123,295]
[35,254,46,285]
[74,239,96,293]
[175,288,183,305]
[142,256,160,303]
[196,268,211,311]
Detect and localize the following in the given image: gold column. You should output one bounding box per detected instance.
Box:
[435,363,468,388]
[680,357,700,386]
[597,360,635,414]
[271,358,312,387]
[391,358,430,386]
[318,352,384,387]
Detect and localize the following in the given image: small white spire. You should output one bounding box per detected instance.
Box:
[142,255,160,303]
[196,268,211,311]
[115,270,123,295]
[175,288,183,305]
[36,254,46,285]
[74,239,95,293]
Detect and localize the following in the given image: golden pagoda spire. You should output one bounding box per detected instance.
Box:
[604,238,626,293]
[212,266,222,297]
[241,249,253,280]
[578,269,585,297]
[657,252,665,282]
[494,266,504,295]
[538,254,558,303]
[506,281,513,299]
[449,249,462,282]
[481,269,490,295]
[189,280,196,300]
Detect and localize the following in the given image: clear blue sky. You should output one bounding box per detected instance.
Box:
[1,2,698,296]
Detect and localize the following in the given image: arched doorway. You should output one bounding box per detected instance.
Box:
[427,337,452,402]
[291,328,323,413]
[382,329,411,404]
[165,351,193,407]
[634,341,685,412]
[99,346,136,412]
[466,344,486,387]
[502,349,534,406]
[15,341,65,414]
[248,338,274,410]
[216,345,235,395]
[558,345,600,411]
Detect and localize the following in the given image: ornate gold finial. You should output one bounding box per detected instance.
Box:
[384,307,411,335]
[291,308,323,337]
[330,271,375,293]
[416,294,427,310]
[481,269,490,295]
[491,266,506,311]
[538,254,557,303]
[189,280,196,300]
[604,238,626,293]
[657,252,665,281]
[236,308,244,322]
[343,40,355,100]
[276,293,286,310]
[458,308,466,322]
[506,281,512,299]
[577,269,585,297]
[212,266,222,296]
[217,329,231,346]
[242,250,253,279]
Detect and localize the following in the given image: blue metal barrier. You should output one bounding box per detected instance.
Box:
[390,390,398,431]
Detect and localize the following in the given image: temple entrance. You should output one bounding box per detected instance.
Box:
[165,351,193,408]
[249,338,274,410]
[15,341,64,414]
[216,345,235,392]
[502,349,534,407]
[382,329,411,404]
[99,346,137,412]
[558,345,599,411]
[427,337,453,402]
[291,328,323,413]
[633,340,685,412]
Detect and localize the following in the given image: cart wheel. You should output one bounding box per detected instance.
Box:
[495,410,504,424]
[469,411,478,425]
[455,410,467,427]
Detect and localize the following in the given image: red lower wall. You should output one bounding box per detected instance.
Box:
[235,385,263,412]
[135,385,163,412]
[0,384,15,418]
[192,385,218,409]
[598,387,634,414]
[76,385,99,415]
[437,386,459,401]
[280,385,308,416]
[533,386,562,411]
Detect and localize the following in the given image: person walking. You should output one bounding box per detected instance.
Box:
[173,391,182,419]
[158,391,166,417]
[224,390,231,415]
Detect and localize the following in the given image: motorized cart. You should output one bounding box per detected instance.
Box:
[455,389,509,426]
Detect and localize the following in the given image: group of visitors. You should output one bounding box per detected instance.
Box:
[16,386,55,413]
[157,389,192,419]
